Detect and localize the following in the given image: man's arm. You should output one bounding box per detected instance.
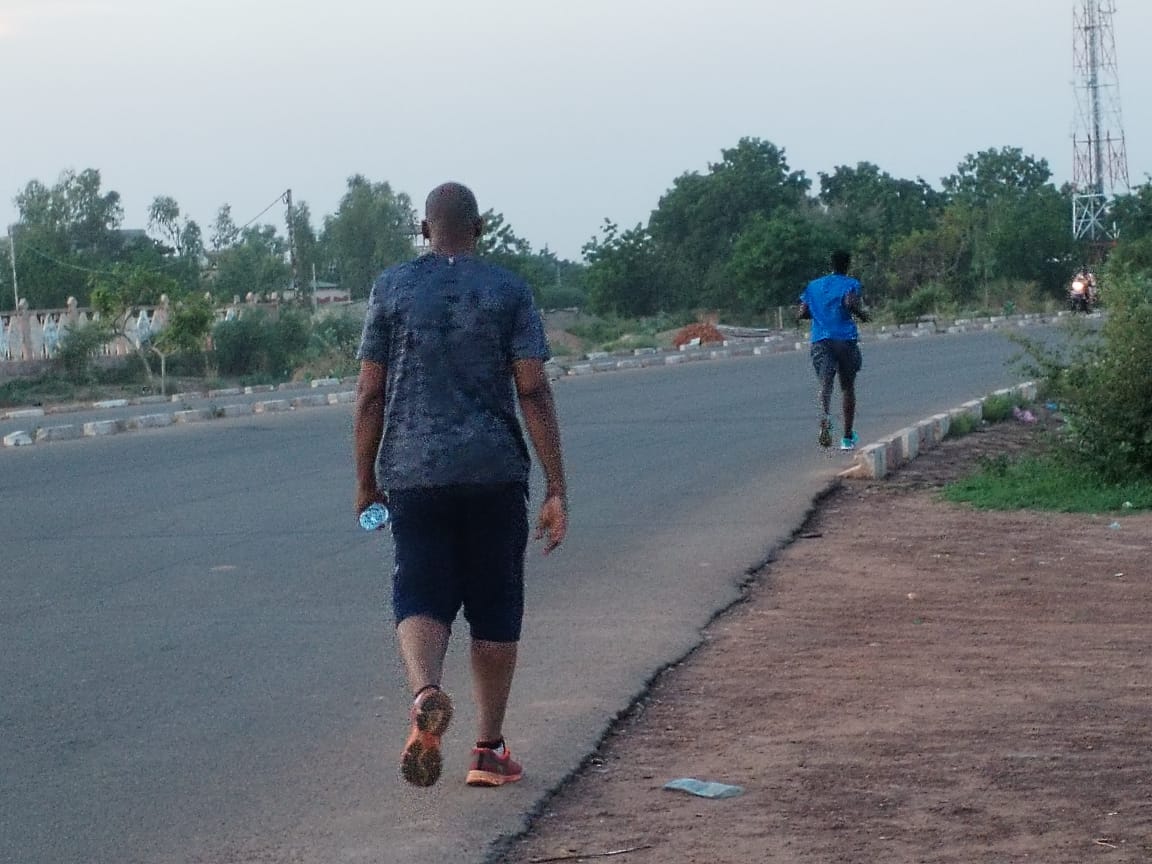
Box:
[513,358,568,554]
[844,290,871,323]
[353,359,388,514]
[797,301,812,321]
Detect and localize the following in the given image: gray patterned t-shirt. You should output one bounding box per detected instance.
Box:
[356,253,550,492]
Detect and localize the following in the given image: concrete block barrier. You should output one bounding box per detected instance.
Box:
[4,408,45,419]
[290,395,328,409]
[244,384,275,395]
[3,431,35,447]
[568,364,594,375]
[35,425,83,443]
[664,355,686,365]
[84,419,125,437]
[174,409,213,423]
[327,391,356,405]
[219,403,254,418]
[127,413,175,430]
[92,399,130,409]
[310,377,340,388]
[253,400,290,414]
[208,387,242,398]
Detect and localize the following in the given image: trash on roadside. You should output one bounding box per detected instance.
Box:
[1108,521,1121,530]
[663,778,744,799]
[1012,406,1037,424]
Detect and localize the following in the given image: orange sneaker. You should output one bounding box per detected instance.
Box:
[466,744,523,787]
[400,687,453,787]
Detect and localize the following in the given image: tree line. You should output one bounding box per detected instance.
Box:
[3,140,1151,324]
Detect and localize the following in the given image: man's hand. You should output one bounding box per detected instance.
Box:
[355,484,388,517]
[535,493,568,555]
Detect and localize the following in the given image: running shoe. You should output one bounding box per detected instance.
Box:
[466,744,523,787]
[401,687,453,787]
[818,415,833,448]
[840,432,860,451]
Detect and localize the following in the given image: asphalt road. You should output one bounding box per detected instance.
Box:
[1,330,1033,864]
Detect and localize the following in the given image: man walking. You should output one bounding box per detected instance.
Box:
[799,249,869,450]
[353,182,568,789]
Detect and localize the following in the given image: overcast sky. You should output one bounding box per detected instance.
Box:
[1,0,1149,259]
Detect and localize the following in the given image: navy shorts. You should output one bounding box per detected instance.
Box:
[387,482,528,642]
[811,339,862,387]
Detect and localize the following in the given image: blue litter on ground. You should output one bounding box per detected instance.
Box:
[663,778,745,799]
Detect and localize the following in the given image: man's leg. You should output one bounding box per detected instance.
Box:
[390,488,460,787]
[396,615,456,787]
[811,342,836,447]
[842,384,856,439]
[471,639,518,742]
[462,484,527,786]
[397,615,451,695]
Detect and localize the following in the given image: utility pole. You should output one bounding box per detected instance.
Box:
[6,224,18,312]
[1071,1,1129,250]
[284,188,299,300]
[312,262,318,311]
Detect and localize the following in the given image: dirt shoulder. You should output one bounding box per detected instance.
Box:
[499,423,1152,864]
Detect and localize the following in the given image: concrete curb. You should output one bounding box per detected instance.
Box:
[552,311,1071,379]
[2,313,1062,449]
[0,376,353,422]
[839,381,1039,480]
[1,389,363,448]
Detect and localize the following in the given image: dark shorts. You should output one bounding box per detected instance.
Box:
[811,339,862,387]
[387,482,528,642]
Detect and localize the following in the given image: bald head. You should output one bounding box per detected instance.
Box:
[422,182,482,251]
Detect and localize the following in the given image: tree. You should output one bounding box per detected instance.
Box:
[321,175,416,299]
[149,293,215,393]
[147,195,204,294]
[11,169,128,307]
[582,221,664,316]
[88,264,179,384]
[210,204,240,252]
[818,162,944,301]
[648,137,811,291]
[209,225,290,301]
[941,148,1074,300]
[724,210,833,312]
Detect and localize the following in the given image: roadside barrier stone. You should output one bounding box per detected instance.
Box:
[84,419,125,437]
[127,413,174,430]
[174,409,213,423]
[3,431,34,447]
[35,425,83,443]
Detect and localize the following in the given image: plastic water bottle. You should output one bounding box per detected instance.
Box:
[359,502,390,531]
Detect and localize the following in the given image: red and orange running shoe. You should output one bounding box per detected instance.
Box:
[400,687,453,787]
[466,744,523,787]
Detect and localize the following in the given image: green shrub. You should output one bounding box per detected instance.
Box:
[981,393,1017,423]
[212,309,313,379]
[946,413,978,439]
[884,284,955,324]
[1020,273,1152,481]
[56,322,114,383]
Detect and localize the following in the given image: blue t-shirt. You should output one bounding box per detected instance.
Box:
[356,254,550,492]
[800,274,862,342]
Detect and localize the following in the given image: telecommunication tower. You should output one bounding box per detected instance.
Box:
[1071,0,1130,243]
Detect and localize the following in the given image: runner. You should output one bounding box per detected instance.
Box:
[798,249,870,450]
[353,182,569,788]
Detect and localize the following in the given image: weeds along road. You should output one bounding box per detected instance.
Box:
[1,329,1036,864]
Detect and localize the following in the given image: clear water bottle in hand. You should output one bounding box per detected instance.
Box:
[359,502,390,531]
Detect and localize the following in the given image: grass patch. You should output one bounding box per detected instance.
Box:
[946,413,979,439]
[980,393,1018,423]
[945,453,1152,512]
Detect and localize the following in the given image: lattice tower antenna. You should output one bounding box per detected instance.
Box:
[1071,0,1130,242]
